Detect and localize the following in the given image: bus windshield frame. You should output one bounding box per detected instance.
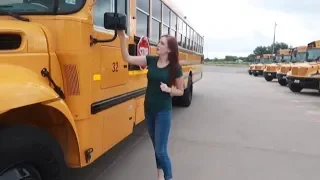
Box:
[0,0,86,15]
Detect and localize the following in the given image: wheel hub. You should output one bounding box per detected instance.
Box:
[1,164,42,180]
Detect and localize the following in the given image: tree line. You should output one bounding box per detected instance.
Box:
[205,42,292,62]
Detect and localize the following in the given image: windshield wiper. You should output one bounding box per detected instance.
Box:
[0,7,30,22]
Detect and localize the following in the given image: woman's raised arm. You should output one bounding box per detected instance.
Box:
[117,30,147,66]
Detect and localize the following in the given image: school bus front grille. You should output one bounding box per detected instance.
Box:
[266,66,274,71]
[291,67,308,76]
[291,67,298,76]
[62,64,80,96]
[280,66,289,73]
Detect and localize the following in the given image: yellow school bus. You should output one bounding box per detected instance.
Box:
[248,55,260,75]
[252,54,274,76]
[276,46,307,86]
[263,49,291,81]
[0,0,204,178]
[287,40,320,92]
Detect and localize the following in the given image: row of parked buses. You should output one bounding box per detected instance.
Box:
[248,40,320,93]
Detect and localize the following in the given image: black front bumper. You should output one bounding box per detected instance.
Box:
[263,71,277,78]
[287,77,320,89]
[253,70,263,75]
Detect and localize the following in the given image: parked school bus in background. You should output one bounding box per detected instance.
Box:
[252,54,274,77]
[277,46,307,86]
[287,40,320,92]
[0,0,204,179]
[248,55,260,75]
[263,49,291,82]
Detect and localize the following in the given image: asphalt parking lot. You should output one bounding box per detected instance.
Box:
[67,65,320,180]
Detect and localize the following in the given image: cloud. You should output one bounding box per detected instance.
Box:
[172,0,320,58]
[248,0,320,15]
[204,30,273,58]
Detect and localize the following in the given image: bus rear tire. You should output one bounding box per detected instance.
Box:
[0,125,66,180]
[174,76,193,107]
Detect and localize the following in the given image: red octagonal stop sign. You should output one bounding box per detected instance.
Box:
[137,36,151,70]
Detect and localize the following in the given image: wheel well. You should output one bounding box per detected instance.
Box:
[0,103,80,167]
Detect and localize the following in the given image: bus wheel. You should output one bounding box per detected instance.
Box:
[248,71,252,75]
[278,78,287,86]
[177,76,193,107]
[253,72,258,77]
[0,125,66,180]
[264,76,273,81]
[289,83,303,92]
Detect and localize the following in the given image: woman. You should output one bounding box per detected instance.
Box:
[117,30,184,180]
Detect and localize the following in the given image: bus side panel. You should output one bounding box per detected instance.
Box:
[135,96,145,125]
[102,99,136,152]
[74,98,138,166]
[75,115,104,166]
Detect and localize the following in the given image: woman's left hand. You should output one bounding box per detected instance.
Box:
[160,82,171,93]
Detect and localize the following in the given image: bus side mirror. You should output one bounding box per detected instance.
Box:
[104,12,127,30]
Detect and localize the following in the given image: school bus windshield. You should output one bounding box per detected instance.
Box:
[307,49,320,62]
[282,55,291,62]
[292,52,306,62]
[0,0,85,14]
[261,58,273,64]
[252,59,260,63]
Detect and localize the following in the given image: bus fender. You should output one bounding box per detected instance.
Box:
[0,64,81,166]
[0,64,60,113]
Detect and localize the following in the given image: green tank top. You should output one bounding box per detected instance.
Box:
[144,55,183,113]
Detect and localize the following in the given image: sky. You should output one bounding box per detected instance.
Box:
[172,0,320,58]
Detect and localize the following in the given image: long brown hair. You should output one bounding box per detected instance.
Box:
[161,34,179,87]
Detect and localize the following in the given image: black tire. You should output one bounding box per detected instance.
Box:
[248,71,252,75]
[278,78,287,86]
[289,83,303,92]
[264,76,273,81]
[176,76,193,107]
[0,125,66,180]
[253,72,258,77]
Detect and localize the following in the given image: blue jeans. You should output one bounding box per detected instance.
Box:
[145,110,172,180]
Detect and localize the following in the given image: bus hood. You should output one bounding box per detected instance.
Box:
[278,63,292,74]
[253,63,265,70]
[0,20,52,111]
[265,63,281,72]
[290,62,320,77]
[0,20,50,53]
[249,64,255,70]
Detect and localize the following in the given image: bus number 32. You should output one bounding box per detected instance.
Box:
[112,62,119,72]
